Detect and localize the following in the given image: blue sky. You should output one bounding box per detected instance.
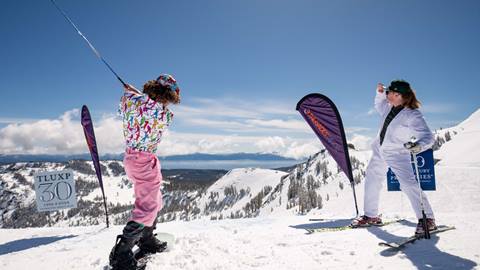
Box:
[1,0,479,158]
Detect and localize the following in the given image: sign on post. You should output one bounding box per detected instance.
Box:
[34,170,77,212]
[387,149,436,191]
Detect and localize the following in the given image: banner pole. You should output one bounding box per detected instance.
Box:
[351,182,359,216]
[81,105,110,228]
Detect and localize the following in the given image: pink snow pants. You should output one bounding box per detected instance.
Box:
[124,148,163,227]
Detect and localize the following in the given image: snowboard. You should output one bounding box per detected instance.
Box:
[107,233,175,270]
[134,233,175,270]
[378,225,455,250]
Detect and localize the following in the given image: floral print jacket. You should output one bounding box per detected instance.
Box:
[119,92,173,153]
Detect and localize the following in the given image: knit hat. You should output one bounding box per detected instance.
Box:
[387,80,411,95]
[156,74,180,95]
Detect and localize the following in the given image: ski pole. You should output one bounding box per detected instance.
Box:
[351,182,359,217]
[412,151,430,239]
[49,0,127,88]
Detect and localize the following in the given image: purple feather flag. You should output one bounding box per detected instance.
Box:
[81,105,110,227]
[296,93,359,215]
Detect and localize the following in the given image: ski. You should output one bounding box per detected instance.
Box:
[305,218,405,234]
[378,225,455,249]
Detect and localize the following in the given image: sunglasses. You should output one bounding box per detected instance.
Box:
[385,90,399,95]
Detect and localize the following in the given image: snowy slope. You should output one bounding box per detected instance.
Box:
[0,161,139,227]
[257,148,370,218]
[195,168,288,219]
[435,109,480,167]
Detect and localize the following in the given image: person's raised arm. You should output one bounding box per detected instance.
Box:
[124,83,142,96]
[374,83,390,116]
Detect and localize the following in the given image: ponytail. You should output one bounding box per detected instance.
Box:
[402,89,421,109]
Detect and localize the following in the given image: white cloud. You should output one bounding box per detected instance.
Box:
[348,134,373,151]
[183,117,311,134]
[254,136,286,152]
[0,102,372,160]
[176,97,312,134]
[176,104,260,119]
[253,136,324,160]
[185,118,252,130]
[283,140,323,160]
[158,132,242,156]
[143,131,324,160]
[159,132,319,159]
[345,127,371,134]
[0,110,124,155]
[175,98,298,120]
[93,114,125,154]
[246,119,309,131]
[0,109,319,159]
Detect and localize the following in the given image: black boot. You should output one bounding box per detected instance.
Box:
[138,218,167,254]
[109,221,145,270]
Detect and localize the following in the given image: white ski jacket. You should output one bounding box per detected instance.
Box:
[373,91,434,161]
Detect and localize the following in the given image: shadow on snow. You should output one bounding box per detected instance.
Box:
[290,219,477,270]
[289,218,353,230]
[368,225,477,270]
[0,235,77,256]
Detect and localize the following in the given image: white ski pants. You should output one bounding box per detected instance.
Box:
[363,143,434,219]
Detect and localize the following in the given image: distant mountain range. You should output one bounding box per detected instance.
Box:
[0,152,297,164]
[163,153,296,161]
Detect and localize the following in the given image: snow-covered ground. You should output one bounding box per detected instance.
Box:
[1,109,480,269]
[1,193,479,270]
